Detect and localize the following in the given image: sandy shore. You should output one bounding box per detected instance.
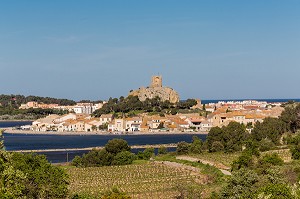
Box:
[3,128,208,136]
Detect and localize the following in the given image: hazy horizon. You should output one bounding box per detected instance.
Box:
[1,1,299,100]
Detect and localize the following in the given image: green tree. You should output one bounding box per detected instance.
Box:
[259,138,276,152]
[291,144,300,160]
[280,103,300,133]
[0,129,4,150]
[231,151,255,171]
[99,123,108,131]
[91,125,97,131]
[210,141,224,152]
[72,139,134,167]
[252,117,286,145]
[170,108,178,115]
[0,152,68,198]
[256,183,294,199]
[258,153,284,166]
[137,148,155,160]
[157,122,164,129]
[71,156,83,167]
[207,127,223,151]
[223,122,248,152]
[105,139,131,155]
[112,151,135,165]
[176,142,190,155]
[220,168,259,199]
[189,136,203,154]
[158,146,167,154]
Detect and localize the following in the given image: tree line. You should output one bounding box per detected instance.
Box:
[205,102,300,153]
[0,94,76,108]
[0,107,69,120]
[92,95,197,117]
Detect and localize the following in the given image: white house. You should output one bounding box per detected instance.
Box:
[125,117,142,132]
[100,114,114,125]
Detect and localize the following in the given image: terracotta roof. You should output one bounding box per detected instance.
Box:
[100,114,113,118]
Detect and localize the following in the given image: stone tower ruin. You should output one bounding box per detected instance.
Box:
[129,75,180,103]
[151,75,162,88]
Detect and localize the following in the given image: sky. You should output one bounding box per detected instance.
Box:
[0,1,299,101]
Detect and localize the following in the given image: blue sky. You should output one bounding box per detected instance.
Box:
[0,1,299,100]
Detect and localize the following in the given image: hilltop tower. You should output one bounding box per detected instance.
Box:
[151,75,162,88]
[129,75,180,103]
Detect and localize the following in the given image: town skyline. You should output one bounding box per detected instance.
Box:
[1,1,300,100]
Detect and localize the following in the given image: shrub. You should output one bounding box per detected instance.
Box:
[220,168,259,199]
[231,151,254,171]
[259,138,275,152]
[71,156,83,167]
[112,151,135,165]
[137,148,155,160]
[72,139,134,167]
[259,153,284,166]
[256,183,293,199]
[0,152,68,198]
[101,187,131,199]
[291,144,300,160]
[105,139,131,155]
[210,141,224,152]
[189,136,203,154]
[176,142,190,155]
[158,146,167,155]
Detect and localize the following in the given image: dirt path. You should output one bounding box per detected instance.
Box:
[176,156,231,176]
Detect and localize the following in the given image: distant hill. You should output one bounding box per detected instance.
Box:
[0,94,76,108]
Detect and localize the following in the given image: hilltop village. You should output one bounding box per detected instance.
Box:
[17,76,283,134]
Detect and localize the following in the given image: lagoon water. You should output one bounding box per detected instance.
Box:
[1,121,206,163]
[3,133,206,163]
[0,121,32,128]
[3,133,207,151]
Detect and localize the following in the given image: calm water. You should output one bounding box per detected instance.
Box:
[3,132,206,163]
[3,133,206,151]
[0,121,32,128]
[201,98,300,104]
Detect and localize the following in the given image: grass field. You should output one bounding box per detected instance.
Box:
[66,162,204,198]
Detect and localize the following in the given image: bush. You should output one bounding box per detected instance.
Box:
[112,151,135,165]
[71,155,83,167]
[137,148,155,160]
[210,141,224,152]
[256,183,293,199]
[72,139,134,167]
[189,136,203,154]
[220,168,259,199]
[251,118,286,145]
[158,146,167,155]
[176,142,190,155]
[259,153,284,166]
[259,138,275,152]
[101,187,131,199]
[231,151,254,171]
[105,139,131,155]
[291,144,300,160]
[207,122,248,152]
[0,152,68,198]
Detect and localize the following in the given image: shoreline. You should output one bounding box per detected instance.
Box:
[3,129,208,136]
[0,120,33,122]
[9,143,178,153]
